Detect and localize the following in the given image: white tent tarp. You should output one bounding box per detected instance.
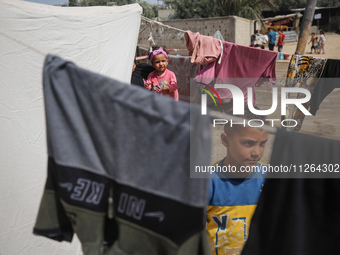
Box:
[0,0,142,254]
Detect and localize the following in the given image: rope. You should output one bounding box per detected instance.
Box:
[141,15,186,33]
[139,22,150,34]
[147,30,156,52]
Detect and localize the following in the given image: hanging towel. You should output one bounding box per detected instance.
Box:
[241,128,340,255]
[309,59,340,115]
[194,40,277,105]
[33,55,212,255]
[242,177,340,255]
[185,30,222,65]
[212,30,225,41]
[270,128,340,178]
[283,54,327,131]
[167,55,200,102]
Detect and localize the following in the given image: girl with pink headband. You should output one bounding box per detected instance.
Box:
[144,46,179,101]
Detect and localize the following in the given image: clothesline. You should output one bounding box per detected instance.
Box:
[139,17,294,67]
[138,45,186,53]
[139,22,150,34]
[141,15,186,33]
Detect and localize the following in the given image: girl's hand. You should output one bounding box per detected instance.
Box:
[161,85,169,92]
[144,82,150,90]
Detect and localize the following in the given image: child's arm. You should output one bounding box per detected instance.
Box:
[144,73,153,90]
[144,80,151,90]
[167,71,178,93]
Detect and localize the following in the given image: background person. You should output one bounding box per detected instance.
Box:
[308,33,317,54]
[315,37,320,54]
[144,46,179,101]
[131,56,155,88]
[277,29,285,52]
[267,27,276,51]
[319,30,326,54]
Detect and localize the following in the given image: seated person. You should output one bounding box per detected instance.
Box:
[131,56,155,87]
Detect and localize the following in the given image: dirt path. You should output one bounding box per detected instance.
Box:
[279,32,340,60]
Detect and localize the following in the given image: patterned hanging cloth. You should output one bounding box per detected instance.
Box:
[282,54,327,131]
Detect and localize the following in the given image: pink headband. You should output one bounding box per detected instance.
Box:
[150,47,168,62]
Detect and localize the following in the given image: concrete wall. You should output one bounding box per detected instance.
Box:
[234,16,253,46]
[158,9,176,21]
[138,16,254,55]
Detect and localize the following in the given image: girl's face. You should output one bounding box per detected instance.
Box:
[152,53,168,75]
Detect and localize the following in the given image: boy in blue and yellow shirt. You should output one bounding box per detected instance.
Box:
[207,110,268,255]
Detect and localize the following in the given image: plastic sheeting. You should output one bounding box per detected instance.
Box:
[0,0,142,254]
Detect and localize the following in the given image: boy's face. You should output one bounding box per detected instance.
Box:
[152,53,168,74]
[221,127,268,176]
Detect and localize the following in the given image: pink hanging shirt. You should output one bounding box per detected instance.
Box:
[194,40,277,104]
[185,30,222,66]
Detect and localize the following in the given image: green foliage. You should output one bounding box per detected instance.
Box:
[269,0,340,11]
[168,0,215,19]
[317,0,340,7]
[239,0,277,20]
[169,0,277,22]
[272,0,306,10]
[77,0,158,19]
[69,0,78,6]
[138,1,159,19]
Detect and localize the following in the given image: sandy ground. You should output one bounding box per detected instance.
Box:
[210,33,340,165]
[281,32,340,60]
